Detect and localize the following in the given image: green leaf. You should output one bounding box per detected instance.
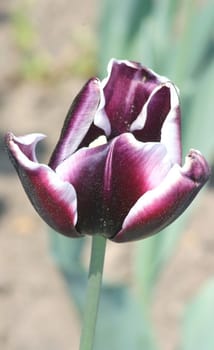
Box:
[48,229,85,273]
[48,230,86,310]
[182,61,214,159]
[128,17,156,69]
[135,212,188,306]
[150,0,181,71]
[169,0,214,86]
[49,232,158,349]
[98,0,153,74]
[12,8,36,52]
[95,286,158,350]
[180,278,214,350]
[185,0,214,76]
[49,231,158,349]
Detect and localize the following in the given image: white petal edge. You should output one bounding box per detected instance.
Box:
[13,133,46,163]
[130,81,181,165]
[129,83,169,132]
[113,149,209,242]
[93,80,111,137]
[160,82,181,164]
[102,59,170,89]
[94,59,171,137]
[7,133,78,226]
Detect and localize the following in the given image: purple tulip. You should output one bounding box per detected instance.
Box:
[5,59,210,242]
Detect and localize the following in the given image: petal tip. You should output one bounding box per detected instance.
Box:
[183,149,211,185]
[5,132,47,168]
[88,77,101,90]
[4,131,13,146]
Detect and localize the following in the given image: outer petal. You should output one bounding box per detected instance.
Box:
[56,143,110,236]
[49,78,101,169]
[131,82,181,164]
[5,133,80,238]
[56,133,173,237]
[98,59,169,138]
[100,134,173,236]
[112,150,210,242]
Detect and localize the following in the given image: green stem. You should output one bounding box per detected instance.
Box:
[79,235,107,350]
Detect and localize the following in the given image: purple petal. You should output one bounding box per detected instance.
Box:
[57,133,172,237]
[113,149,210,242]
[131,85,170,141]
[160,83,181,164]
[99,59,169,138]
[56,142,110,236]
[100,134,172,235]
[5,133,80,238]
[132,82,181,164]
[49,78,101,169]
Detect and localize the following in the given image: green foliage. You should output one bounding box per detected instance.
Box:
[134,213,188,306]
[11,4,51,81]
[19,55,51,80]
[48,230,86,311]
[49,231,158,350]
[11,1,97,81]
[169,0,214,86]
[99,0,152,67]
[96,286,157,350]
[180,279,214,350]
[12,8,35,52]
[182,61,214,158]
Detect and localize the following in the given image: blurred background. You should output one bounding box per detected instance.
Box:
[0,0,214,349]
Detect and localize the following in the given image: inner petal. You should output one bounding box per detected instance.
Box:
[133,85,171,142]
[103,61,160,138]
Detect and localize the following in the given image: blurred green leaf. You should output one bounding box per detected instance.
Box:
[48,230,86,310]
[128,17,157,69]
[12,9,36,51]
[169,0,214,87]
[182,61,214,158]
[135,235,160,306]
[98,0,154,74]
[20,54,51,80]
[95,286,158,350]
[180,278,214,350]
[185,0,214,76]
[49,231,158,349]
[141,0,180,72]
[135,212,188,306]
[48,230,85,274]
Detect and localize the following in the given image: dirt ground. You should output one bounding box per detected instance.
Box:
[0,1,214,350]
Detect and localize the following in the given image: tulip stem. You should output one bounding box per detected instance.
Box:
[79,235,107,350]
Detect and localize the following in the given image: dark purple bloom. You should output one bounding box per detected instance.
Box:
[5,59,210,242]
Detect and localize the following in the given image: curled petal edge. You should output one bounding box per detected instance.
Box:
[49,78,101,169]
[131,82,181,164]
[5,133,81,238]
[101,59,170,90]
[112,149,210,243]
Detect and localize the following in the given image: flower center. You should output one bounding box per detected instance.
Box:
[89,135,107,148]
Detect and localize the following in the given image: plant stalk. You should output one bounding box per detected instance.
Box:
[79,235,107,350]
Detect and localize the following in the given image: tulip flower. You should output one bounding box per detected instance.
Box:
[5,59,210,243]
